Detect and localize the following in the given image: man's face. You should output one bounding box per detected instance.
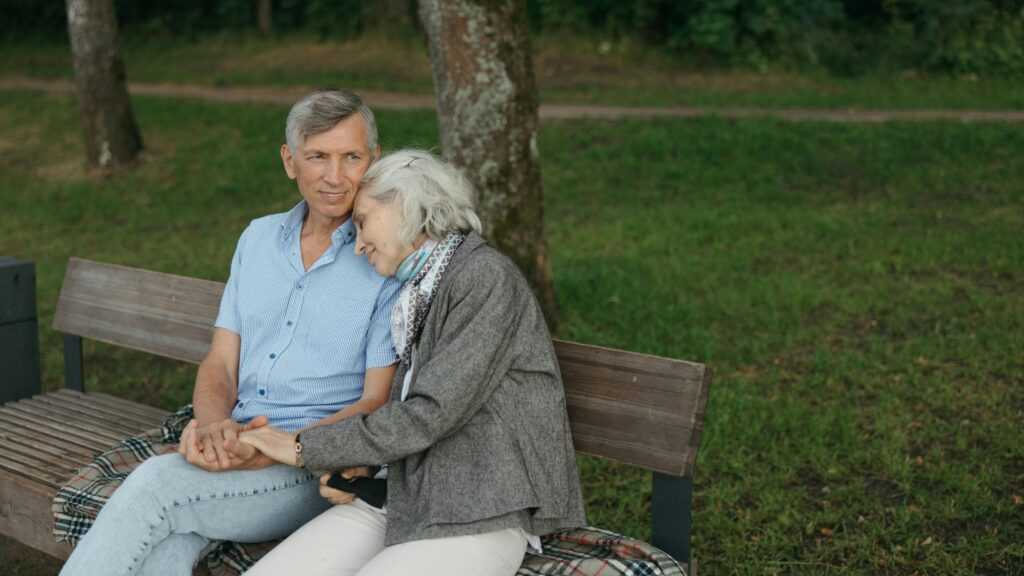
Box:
[281,114,374,223]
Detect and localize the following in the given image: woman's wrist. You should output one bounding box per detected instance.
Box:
[294,432,304,468]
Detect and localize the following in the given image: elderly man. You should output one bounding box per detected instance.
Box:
[59,90,400,576]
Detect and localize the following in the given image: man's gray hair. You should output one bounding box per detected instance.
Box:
[285,89,378,153]
[360,149,483,245]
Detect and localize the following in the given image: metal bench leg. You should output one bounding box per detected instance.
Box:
[64,334,85,392]
[652,472,692,568]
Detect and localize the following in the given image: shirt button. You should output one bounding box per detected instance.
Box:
[296,282,303,289]
[258,390,266,396]
[269,353,276,359]
[286,321,293,326]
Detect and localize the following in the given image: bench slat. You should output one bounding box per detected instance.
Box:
[0,425,96,461]
[0,441,79,479]
[45,391,165,427]
[26,398,150,437]
[5,401,130,443]
[555,340,711,477]
[0,446,67,488]
[32,394,159,433]
[0,412,106,456]
[1,404,125,447]
[57,389,171,422]
[53,258,224,364]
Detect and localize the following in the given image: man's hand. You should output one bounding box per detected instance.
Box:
[197,418,244,469]
[318,467,371,506]
[178,417,274,471]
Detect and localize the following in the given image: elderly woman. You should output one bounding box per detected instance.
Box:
[239,149,586,576]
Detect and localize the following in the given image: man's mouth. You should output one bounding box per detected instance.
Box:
[320,190,347,202]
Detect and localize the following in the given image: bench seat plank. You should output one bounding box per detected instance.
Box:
[0,448,66,488]
[0,392,167,561]
[2,403,128,445]
[0,412,113,456]
[0,436,81,473]
[0,426,95,462]
[37,393,161,430]
[56,389,171,422]
[0,408,119,452]
[29,397,154,436]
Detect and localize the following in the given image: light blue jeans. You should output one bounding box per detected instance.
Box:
[59,453,330,576]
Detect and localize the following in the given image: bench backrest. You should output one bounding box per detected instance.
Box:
[53,258,711,477]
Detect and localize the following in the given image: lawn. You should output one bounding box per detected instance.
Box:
[2,31,1024,111]
[1,91,1022,575]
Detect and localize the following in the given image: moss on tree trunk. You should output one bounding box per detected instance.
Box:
[419,0,558,329]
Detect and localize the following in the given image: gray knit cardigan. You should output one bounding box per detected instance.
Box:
[300,233,587,545]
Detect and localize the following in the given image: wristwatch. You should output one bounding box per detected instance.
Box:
[294,433,305,468]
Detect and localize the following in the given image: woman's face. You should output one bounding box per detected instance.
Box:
[353,193,414,277]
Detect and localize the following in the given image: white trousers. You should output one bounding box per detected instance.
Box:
[244,500,528,576]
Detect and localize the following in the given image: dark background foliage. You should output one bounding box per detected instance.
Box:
[2,0,1023,76]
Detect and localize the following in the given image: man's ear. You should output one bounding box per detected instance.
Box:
[280,144,297,179]
[374,144,382,161]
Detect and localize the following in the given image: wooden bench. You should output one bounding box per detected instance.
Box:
[0,257,711,573]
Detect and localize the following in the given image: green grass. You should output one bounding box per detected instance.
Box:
[2,92,1023,575]
[2,32,1024,110]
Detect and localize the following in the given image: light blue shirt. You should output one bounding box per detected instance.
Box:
[215,201,400,432]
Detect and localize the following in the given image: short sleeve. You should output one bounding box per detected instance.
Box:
[364,277,401,368]
[213,224,250,334]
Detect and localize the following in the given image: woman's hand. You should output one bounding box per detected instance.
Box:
[318,467,371,505]
[238,423,299,466]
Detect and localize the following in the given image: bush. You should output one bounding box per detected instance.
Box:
[3,0,1023,76]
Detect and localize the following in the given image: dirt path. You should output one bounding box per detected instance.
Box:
[4,76,1024,123]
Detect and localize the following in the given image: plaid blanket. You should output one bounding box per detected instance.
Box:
[53,405,687,576]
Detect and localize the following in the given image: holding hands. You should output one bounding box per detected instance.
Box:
[236,423,372,506]
[177,416,274,471]
[179,416,370,506]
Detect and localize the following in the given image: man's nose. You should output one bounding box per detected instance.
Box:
[354,237,365,255]
[324,157,344,185]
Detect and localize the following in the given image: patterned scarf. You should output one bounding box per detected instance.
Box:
[390,232,466,365]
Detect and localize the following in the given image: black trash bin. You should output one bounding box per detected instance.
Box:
[0,257,41,404]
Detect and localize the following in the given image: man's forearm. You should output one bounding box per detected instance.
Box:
[301,364,395,432]
[302,398,381,432]
[192,362,237,425]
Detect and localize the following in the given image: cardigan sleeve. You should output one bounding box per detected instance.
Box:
[299,252,526,471]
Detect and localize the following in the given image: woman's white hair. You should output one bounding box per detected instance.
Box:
[360,149,483,245]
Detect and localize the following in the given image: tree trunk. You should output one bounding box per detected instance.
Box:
[418,0,558,328]
[257,0,272,35]
[66,0,142,169]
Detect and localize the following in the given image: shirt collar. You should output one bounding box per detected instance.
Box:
[279,201,356,247]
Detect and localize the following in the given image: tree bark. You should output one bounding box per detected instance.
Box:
[418,0,558,328]
[66,0,142,169]
[257,0,272,35]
